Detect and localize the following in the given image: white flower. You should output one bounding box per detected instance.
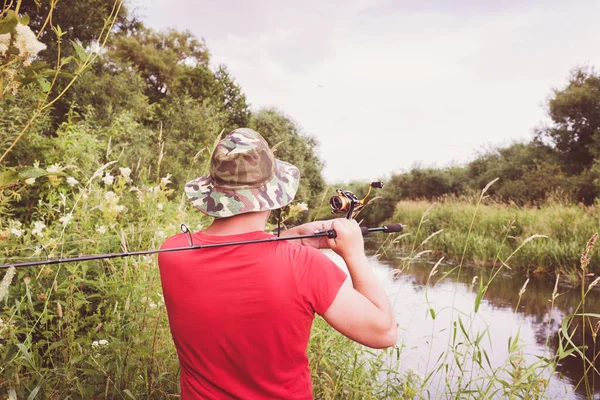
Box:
[32,221,46,237]
[0,266,16,302]
[104,191,117,202]
[157,203,164,210]
[119,167,131,178]
[25,177,36,185]
[66,176,79,186]
[161,174,172,185]
[14,24,46,65]
[91,339,109,347]
[156,230,166,239]
[297,202,308,212]
[46,163,62,174]
[96,225,106,234]
[11,228,24,237]
[102,173,114,186]
[114,205,125,212]
[0,33,10,57]
[88,40,101,55]
[59,213,73,226]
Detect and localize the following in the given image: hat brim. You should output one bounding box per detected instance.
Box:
[184,159,301,218]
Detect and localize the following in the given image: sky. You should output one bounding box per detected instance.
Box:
[130,0,600,183]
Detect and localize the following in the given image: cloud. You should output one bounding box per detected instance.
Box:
[135,0,600,182]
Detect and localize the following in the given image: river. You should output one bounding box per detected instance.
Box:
[327,246,600,399]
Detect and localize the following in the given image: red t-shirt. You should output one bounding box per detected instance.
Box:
[158,230,348,399]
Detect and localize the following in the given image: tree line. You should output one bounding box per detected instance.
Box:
[354,67,600,226]
[2,0,325,223]
[3,1,600,227]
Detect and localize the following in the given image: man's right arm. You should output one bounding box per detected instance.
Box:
[320,219,397,349]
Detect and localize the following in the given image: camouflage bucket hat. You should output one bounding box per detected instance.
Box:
[185,128,301,218]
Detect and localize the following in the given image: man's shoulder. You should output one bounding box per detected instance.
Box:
[159,233,186,250]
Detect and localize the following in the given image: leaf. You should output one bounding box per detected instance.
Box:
[428,308,436,320]
[18,167,60,179]
[0,169,19,187]
[16,343,34,367]
[71,39,89,62]
[0,10,18,35]
[26,386,41,400]
[474,279,485,313]
[122,390,137,400]
[36,77,51,92]
[53,24,65,38]
[19,14,31,26]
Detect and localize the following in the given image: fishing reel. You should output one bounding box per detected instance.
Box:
[330,181,384,220]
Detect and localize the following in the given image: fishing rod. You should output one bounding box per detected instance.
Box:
[0,223,404,270]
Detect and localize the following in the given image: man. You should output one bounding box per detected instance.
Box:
[158,128,397,399]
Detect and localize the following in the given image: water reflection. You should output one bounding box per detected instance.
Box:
[327,248,600,399]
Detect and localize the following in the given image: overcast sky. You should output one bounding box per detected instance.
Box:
[130,0,600,183]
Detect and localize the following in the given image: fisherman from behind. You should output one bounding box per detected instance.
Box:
[158,128,397,399]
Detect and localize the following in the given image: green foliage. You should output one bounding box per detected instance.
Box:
[18,0,130,60]
[536,67,600,175]
[250,108,326,218]
[386,198,600,279]
[109,28,210,101]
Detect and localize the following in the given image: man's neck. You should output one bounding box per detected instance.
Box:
[202,211,270,236]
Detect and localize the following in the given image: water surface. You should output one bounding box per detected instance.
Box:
[329,248,600,399]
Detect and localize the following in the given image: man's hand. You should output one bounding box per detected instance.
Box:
[281,218,366,260]
[326,218,365,261]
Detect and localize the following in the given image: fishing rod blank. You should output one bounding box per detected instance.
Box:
[0,224,404,270]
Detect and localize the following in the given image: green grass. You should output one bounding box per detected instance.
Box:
[2,173,599,399]
[386,196,600,283]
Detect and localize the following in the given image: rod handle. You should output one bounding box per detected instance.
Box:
[360,223,404,235]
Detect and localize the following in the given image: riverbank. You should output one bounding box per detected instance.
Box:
[383,198,599,281]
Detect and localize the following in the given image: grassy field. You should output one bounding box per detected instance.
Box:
[383,196,600,283]
[1,171,599,398]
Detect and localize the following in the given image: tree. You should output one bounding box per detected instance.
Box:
[19,0,130,60]
[536,67,600,174]
[109,28,210,101]
[250,108,326,214]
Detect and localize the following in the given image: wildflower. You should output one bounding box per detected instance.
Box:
[32,221,46,237]
[581,233,598,271]
[14,24,46,65]
[0,33,10,56]
[0,267,16,301]
[96,225,106,234]
[156,230,166,239]
[46,163,62,174]
[105,191,117,202]
[296,202,308,212]
[161,174,172,185]
[10,228,23,237]
[66,176,79,186]
[88,40,101,54]
[102,172,114,186]
[59,213,73,226]
[157,203,164,210]
[119,167,132,178]
[25,177,36,185]
[91,339,109,347]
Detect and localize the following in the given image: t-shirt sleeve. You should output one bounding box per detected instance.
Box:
[292,246,348,315]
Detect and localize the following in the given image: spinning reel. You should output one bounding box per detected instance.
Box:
[329,181,384,220]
